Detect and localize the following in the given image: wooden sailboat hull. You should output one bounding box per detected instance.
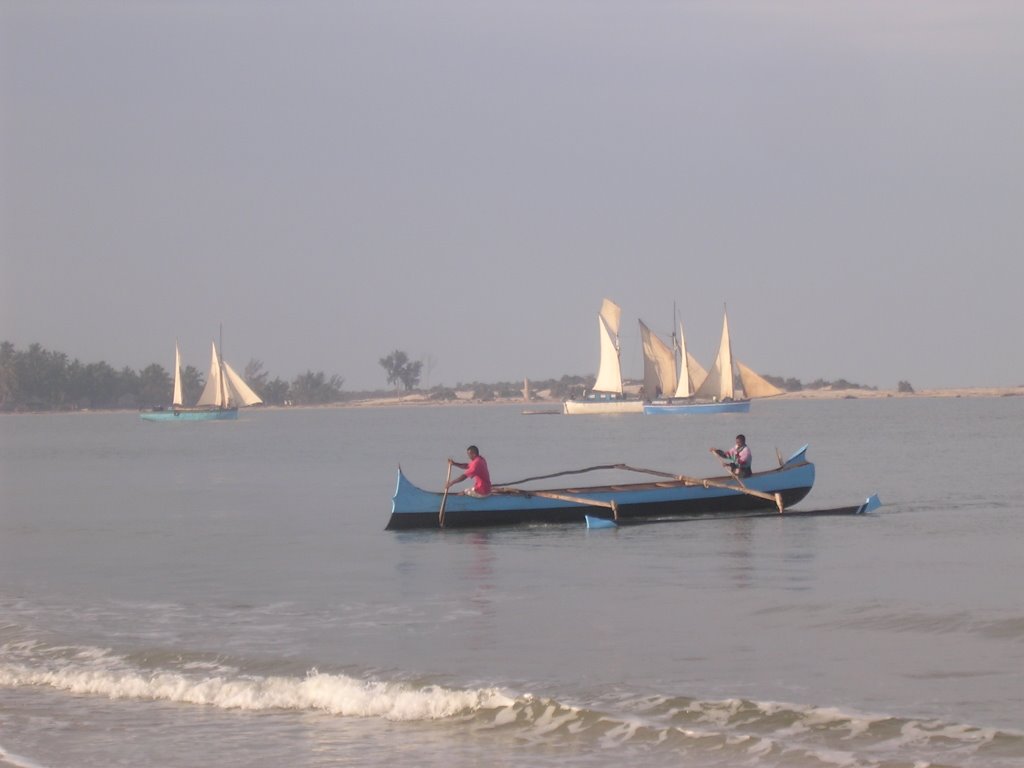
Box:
[387,450,815,530]
[643,400,751,415]
[140,407,239,422]
[563,398,644,414]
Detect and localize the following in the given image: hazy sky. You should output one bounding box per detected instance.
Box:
[3,1,1022,390]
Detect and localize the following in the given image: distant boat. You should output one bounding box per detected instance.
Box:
[140,340,262,422]
[643,307,782,415]
[638,317,708,401]
[563,299,643,414]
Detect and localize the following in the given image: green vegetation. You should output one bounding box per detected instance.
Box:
[762,374,877,392]
[1,341,885,413]
[378,350,422,395]
[289,371,346,405]
[0,342,347,412]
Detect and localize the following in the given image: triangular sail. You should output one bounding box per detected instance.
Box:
[172,343,183,407]
[599,298,622,339]
[695,309,736,401]
[639,320,677,398]
[685,351,708,394]
[223,361,263,406]
[196,342,224,407]
[737,361,784,398]
[592,299,623,394]
[672,321,699,398]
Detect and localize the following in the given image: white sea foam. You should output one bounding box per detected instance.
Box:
[0,743,50,768]
[2,641,1021,766]
[0,651,515,721]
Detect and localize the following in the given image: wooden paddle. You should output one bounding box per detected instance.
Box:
[438,460,453,528]
[699,477,784,513]
[701,455,786,514]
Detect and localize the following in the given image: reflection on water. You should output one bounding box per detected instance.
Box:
[722,519,754,590]
[465,532,496,651]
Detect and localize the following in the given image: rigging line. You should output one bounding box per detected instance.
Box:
[616,464,683,480]
[496,463,680,488]
[495,464,628,486]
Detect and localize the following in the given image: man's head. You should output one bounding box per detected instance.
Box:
[467,445,480,458]
[735,434,746,446]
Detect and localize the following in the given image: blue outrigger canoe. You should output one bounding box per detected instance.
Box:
[386,445,851,531]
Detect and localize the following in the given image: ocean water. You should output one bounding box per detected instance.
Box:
[0,397,1022,767]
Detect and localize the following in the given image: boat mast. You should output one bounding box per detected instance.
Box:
[671,301,679,369]
[218,323,229,408]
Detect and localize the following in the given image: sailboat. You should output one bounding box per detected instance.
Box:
[563,299,644,414]
[643,307,783,414]
[638,318,709,401]
[140,340,263,422]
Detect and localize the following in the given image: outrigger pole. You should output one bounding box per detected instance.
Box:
[499,488,619,520]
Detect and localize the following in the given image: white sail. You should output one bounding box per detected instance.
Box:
[172,342,183,407]
[672,321,696,398]
[639,320,677,398]
[670,319,708,397]
[695,309,736,401]
[196,342,225,407]
[223,361,263,406]
[685,351,708,394]
[592,299,624,394]
[599,298,622,338]
[737,361,784,398]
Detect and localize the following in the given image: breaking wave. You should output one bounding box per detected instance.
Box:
[0,639,511,720]
[2,639,1022,767]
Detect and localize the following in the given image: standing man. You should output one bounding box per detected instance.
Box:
[710,434,752,478]
[446,445,492,497]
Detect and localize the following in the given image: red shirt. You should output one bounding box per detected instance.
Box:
[466,455,492,495]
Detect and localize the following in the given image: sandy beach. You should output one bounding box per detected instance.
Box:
[4,385,1021,416]
[771,386,1024,400]
[333,385,1024,409]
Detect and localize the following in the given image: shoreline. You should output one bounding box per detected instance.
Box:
[331,386,1024,408]
[3,386,1022,416]
[279,385,1024,408]
[772,386,1024,400]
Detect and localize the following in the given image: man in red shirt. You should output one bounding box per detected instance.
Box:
[446,445,492,497]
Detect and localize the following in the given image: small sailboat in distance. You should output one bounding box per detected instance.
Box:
[644,306,782,414]
[140,339,262,422]
[638,317,709,401]
[563,299,644,414]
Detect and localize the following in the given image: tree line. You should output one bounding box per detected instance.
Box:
[0,341,882,413]
[0,341,594,412]
[0,342,346,411]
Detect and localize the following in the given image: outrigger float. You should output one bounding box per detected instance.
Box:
[386,445,880,531]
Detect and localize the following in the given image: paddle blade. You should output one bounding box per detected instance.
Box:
[858,494,882,514]
[585,515,618,529]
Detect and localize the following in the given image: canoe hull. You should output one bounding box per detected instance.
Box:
[387,455,815,530]
[140,407,239,422]
[643,400,751,415]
